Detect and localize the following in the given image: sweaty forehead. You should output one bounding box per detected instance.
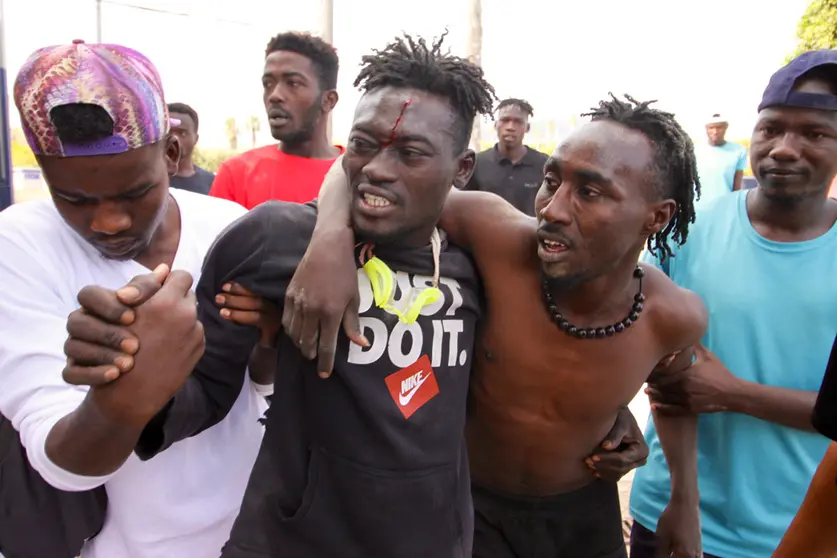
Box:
[352,87,457,142]
[555,120,654,179]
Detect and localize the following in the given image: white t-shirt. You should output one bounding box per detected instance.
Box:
[0,188,268,558]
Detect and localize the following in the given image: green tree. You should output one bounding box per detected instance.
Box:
[247,115,260,149]
[193,147,237,173]
[788,0,837,61]
[225,117,239,151]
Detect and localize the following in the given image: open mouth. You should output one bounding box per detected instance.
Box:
[361,193,392,208]
[541,239,568,253]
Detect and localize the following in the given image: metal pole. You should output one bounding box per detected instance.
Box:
[466,0,482,152]
[320,0,333,144]
[96,0,103,42]
[0,0,13,210]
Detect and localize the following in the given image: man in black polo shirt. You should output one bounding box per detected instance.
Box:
[168,102,215,195]
[465,98,548,216]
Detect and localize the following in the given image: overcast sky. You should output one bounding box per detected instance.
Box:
[4,0,809,147]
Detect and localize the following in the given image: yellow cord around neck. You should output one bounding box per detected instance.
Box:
[360,229,442,324]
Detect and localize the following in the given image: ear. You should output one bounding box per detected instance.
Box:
[322,90,339,113]
[643,199,676,237]
[195,132,200,145]
[452,149,476,189]
[164,134,181,175]
[525,122,531,134]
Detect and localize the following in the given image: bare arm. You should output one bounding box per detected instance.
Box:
[314,155,525,252]
[45,395,148,478]
[312,154,356,242]
[774,442,837,557]
[649,343,818,432]
[48,271,205,477]
[645,287,707,556]
[247,346,277,386]
[723,379,817,432]
[284,158,531,374]
[653,348,700,505]
[732,170,744,191]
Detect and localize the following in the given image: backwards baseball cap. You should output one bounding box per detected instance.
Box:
[758,49,837,112]
[13,39,171,157]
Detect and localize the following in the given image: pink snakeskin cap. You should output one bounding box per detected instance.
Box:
[13,39,171,157]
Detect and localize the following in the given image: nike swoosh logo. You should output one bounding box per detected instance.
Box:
[399,373,429,406]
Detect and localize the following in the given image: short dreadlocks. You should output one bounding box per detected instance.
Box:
[353,31,496,152]
[582,93,700,259]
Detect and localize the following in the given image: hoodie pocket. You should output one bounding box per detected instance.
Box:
[272,445,466,558]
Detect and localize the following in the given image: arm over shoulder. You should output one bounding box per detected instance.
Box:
[441,188,535,261]
[643,263,708,362]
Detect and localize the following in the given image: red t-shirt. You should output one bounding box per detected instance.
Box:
[209,145,344,209]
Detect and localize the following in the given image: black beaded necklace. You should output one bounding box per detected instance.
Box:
[542,266,645,339]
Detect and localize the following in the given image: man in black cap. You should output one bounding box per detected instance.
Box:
[630,50,837,558]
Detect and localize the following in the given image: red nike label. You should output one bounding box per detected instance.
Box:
[385,355,439,419]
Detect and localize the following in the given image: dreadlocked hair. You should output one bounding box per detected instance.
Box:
[582,93,700,259]
[497,98,534,117]
[353,31,497,152]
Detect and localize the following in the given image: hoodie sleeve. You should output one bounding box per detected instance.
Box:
[136,201,317,458]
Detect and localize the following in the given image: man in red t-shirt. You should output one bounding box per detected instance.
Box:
[210,32,344,209]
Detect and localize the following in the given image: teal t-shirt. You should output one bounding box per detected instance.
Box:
[630,191,837,558]
[695,141,748,211]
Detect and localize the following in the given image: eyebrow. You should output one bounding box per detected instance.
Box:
[263,71,307,81]
[53,183,153,201]
[352,125,434,146]
[544,158,613,186]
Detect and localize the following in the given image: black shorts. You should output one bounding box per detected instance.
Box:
[472,479,627,558]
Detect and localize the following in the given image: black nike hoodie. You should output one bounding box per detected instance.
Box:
[137,201,481,558]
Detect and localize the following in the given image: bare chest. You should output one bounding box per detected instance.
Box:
[474,285,663,421]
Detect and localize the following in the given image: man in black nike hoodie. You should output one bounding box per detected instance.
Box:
[75,32,496,558]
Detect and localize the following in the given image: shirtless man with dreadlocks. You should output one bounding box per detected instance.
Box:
[280,93,708,558]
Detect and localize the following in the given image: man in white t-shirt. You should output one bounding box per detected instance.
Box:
[0,40,268,558]
[694,113,748,211]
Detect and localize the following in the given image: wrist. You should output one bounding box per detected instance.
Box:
[312,220,354,245]
[88,387,156,433]
[718,375,749,413]
[669,483,699,507]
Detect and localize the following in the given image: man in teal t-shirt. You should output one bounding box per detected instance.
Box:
[694,113,748,212]
[629,50,837,558]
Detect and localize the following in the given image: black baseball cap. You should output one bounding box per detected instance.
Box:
[758,49,837,112]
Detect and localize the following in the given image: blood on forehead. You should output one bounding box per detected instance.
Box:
[383,99,413,147]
